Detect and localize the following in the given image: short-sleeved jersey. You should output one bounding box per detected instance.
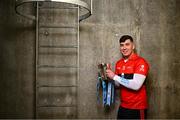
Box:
[115,53,149,109]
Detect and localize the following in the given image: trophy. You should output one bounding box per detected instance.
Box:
[97,63,115,108]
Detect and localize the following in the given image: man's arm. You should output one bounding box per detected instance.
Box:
[113,74,146,90]
[106,69,146,91]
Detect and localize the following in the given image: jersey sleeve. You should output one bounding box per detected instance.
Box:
[134,58,149,76]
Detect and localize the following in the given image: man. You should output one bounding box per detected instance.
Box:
[106,35,149,119]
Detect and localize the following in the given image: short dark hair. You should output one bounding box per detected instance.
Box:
[119,35,133,43]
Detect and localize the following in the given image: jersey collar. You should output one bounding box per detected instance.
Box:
[123,53,139,61]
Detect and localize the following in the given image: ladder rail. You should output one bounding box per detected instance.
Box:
[76,6,80,118]
[35,2,39,118]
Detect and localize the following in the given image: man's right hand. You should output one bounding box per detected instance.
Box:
[106,69,115,80]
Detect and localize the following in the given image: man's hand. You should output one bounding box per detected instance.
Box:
[106,69,115,79]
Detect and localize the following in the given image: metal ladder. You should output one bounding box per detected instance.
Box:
[15,0,92,119]
[36,3,79,118]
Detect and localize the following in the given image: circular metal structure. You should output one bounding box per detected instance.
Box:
[15,0,92,21]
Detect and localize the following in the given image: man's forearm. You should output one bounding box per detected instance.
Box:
[113,73,146,90]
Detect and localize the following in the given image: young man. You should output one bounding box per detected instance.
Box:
[106,35,149,119]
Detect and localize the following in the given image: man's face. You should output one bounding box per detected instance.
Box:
[120,39,135,58]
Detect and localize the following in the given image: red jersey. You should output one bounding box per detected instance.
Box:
[115,53,149,109]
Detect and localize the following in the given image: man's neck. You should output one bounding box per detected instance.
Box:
[123,52,134,60]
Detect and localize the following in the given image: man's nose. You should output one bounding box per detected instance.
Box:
[122,46,126,50]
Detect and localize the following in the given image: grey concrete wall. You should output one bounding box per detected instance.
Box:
[0,0,180,119]
[79,0,180,119]
[0,0,35,118]
[142,0,180,118]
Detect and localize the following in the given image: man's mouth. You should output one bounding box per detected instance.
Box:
[122,50,128,54]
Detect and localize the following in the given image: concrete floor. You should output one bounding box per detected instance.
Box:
[0,0,180,119]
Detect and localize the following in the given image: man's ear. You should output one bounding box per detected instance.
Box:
[133,44,135,50]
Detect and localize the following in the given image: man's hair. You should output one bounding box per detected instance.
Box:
[119,35,133,43]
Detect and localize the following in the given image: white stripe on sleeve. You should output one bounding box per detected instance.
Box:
[113,73,146,90]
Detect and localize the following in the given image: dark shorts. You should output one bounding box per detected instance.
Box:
[117,106,147,119]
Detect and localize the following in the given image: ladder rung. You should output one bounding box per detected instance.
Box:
[38,65,78,68]
[37,85,77,88]
[39,25,77,29]
[39,32,77,35]
[38,53,77,56]
[39,45,78,48]
[37,105,77,108]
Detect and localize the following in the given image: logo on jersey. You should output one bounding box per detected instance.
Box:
[127,66,132,69]
[140,65,145,72]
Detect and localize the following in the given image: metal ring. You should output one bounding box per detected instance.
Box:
[15,0,91,21]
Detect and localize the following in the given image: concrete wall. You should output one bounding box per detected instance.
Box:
[0,0,35,118]
[0,0,180,119]
[79,0,180,119]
